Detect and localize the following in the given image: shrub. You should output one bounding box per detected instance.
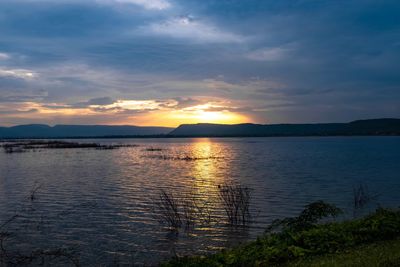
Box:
[163,205,400,267]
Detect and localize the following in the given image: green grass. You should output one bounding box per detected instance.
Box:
[162,206,400,267]
[287,239,400,267]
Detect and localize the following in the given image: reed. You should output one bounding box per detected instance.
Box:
[218,183,252,226]
[1,140,138,153]
[153,188,215,231]
[156,189,182,229]
[353,183,379,217]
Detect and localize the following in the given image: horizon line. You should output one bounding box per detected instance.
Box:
[1,117,399,128]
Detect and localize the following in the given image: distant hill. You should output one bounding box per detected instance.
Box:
[1,119,399,139]
[0,124,173,138]
[169,119,400,137]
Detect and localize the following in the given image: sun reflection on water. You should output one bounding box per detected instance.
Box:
[191,138,225,187]
[187,139,230,222]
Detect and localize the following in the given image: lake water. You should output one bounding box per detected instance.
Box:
[0,137,399,265]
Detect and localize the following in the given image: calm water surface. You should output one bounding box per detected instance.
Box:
[0,137,399,265]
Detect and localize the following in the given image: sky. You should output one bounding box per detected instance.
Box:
[0,0,399,127]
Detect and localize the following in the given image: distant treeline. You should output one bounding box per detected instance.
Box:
[169,118,400,137]
[0,119,399,139]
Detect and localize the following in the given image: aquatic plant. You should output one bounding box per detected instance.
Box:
[153,188,215,231]
[353,183,379,217]
[1,140,138,153]
[146,155,223,161]
[2,144,25,153]
[156,189,182,230]
[145,147,164,151]
[29,182,42,201]
[218,183,252,226]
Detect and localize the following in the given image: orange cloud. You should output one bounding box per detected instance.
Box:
[0,98,251,127]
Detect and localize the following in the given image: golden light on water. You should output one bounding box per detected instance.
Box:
[190,139,227,200]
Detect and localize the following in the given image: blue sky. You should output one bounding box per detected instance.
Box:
[0,0,399,126]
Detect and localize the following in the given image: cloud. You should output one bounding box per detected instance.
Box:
[171,97,204,109]
[71,97,115,108]
[245,47,291,61]
[1,0,399,125]
[0,68,37,80]
[0,95,43,103]
[112,0,170,10]
[87,97,115,105]
[142,15,245,43]
[0,53,10,60]
[203,76,284,94]
[7,0,171,10]
[0,108,38,115]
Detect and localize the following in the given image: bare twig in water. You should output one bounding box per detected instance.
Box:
[153,182,253,231]
[0,214,19,231]
[218,183,252,226]
[353,183,379,217]
[29,182,42,201]
[156,189,182,230]
[152,188,215,231]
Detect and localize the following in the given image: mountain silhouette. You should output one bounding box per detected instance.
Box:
[0,124,173,138]
[1,119,399,138]
[169,119,400,137]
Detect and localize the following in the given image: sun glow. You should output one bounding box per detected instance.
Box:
[1,99,250,127]
[167,109,247,125]
[165,103,249,125]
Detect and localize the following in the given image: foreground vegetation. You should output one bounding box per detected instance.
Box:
[287,239,400,267]
[163,204,400,267]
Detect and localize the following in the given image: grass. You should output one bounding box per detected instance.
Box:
[286,238,400,267]
[162,205,400,267]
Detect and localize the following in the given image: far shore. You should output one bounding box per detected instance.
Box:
[1,133,399,140]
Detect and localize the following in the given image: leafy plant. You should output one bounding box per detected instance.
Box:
[163,204,400,267]
[266,201,342,232]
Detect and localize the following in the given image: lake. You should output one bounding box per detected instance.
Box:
[0,137,399,265]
